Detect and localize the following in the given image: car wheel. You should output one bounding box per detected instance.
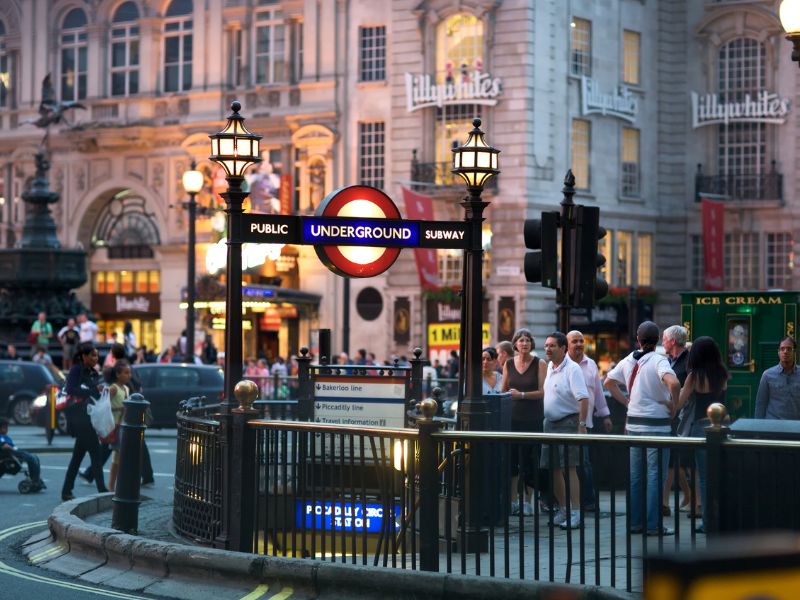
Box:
[56,410,68,435]
[11,398,32,425]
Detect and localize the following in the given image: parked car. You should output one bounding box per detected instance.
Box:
[33,363,224,434]
[0,360,63,425]
[134,364,224,428]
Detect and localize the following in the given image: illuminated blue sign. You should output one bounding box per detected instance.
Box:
[296,501,401,533]
[302,217,419,248]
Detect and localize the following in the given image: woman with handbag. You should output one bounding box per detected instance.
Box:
[675,336,729,533]
[103,360,131,491]
[61,342,109,501]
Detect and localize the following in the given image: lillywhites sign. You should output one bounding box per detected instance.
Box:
[581,76,638,123]
[691,91,791,128]
[116,295,150,312]
[405,70,502,112]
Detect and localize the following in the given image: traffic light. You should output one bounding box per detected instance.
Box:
[524,211,559,289]
[571,205,609,307]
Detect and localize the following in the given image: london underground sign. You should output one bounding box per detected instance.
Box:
[241,185,469,278]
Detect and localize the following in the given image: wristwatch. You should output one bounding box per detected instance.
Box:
[578,421,587,427]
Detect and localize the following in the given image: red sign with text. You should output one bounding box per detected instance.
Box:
[701,197,724,291]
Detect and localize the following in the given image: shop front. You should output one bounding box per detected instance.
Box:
[91,269,162,350]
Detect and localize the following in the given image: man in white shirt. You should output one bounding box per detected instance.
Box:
[77,313,98,343]
[542,332,590,529]
[567,330,613,511]
[604,321,680,536]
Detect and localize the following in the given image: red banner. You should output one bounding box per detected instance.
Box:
[401,187,441,290]
[701,197,724,290]
[279,174,292,215]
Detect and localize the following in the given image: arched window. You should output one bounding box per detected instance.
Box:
[61,8,88,101]
[163,0,193,92]
[110,2,140,96]
[434,14,484,166]
[92,193,161,259]
[0,20,8,108]
[717,38,766,182]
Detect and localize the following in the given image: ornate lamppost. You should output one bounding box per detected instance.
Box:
[209,101,262,408]
[451,118,500,548]
[780,0,800,65]
[181,162,203,363]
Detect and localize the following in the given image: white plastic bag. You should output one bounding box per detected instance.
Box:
[87,385,115,438]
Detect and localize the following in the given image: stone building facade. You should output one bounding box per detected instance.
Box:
[0,0,794,365]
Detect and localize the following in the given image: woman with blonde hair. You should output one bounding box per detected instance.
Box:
[502,328,548,516]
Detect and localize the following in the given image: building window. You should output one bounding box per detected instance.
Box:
[60,8,88,102]
[621,127,640,197]
[766,232,794,289]
[598,230,610,283]
[438,250,463,286]
[717,38,766,189]
[254,7,286,84]
[435,14,484,172]
[570,18,591,77]
[163,0,193,93]
[725,232,759,289]
[291,20,303,82]
[615,231,633,287]
[231,29,244,88]
[571,119,590,190]
[110,2,140,97]
[637,233,652,286]
[0,20,9,108]
[359,26,386,82]
[358,122,385,189]
[94,270,161,295]
[622,30,640,85]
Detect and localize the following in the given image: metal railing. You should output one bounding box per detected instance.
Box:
[173,407,222,545]
[411,154,499,193]
[695,164,783,202]
[245,420,716,593]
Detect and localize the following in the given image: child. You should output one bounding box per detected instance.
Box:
[0,417,45,490]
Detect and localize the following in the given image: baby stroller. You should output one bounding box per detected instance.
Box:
[0,451,45,493]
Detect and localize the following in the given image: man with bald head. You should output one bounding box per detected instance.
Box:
[567,330,612,510]
[605,321,680,536]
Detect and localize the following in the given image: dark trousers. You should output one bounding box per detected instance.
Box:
[83,440,153,484]
[13,449,40,482]
[62,423,107,496]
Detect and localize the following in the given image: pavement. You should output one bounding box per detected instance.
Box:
[23,494,637,600]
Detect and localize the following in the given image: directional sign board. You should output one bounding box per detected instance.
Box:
[241,214,468,249]
[313,375,407,428]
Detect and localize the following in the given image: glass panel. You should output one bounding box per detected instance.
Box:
[113,1,140,22]
[94,271,106,294]
[112,42,126,67]
[571,119,590,189]
[436,14,483,85]
[131,40,139,65]
[570,18,591,76]
[616,231,632,287]
[135,271,148,293]
[63,8,88,29]
[106,271,118,294]
[166,0,193,17]
[183,63,192,90]
[623,30,640,85]
[120,271,134,293]
[149,270,160,293]
[636,233,652,286]
[165,37,180,63]
[112,72,126,96]
[130,70,139,94]
[164,65,178,92]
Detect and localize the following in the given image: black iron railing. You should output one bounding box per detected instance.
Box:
[695,163,783,202]
[411,151,498,192]
[173,408,222,545]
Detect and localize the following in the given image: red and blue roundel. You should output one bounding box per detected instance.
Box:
[314,186,402,278]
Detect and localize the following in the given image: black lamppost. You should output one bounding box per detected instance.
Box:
[780,1,800,65]
[181,162,203,363]
[451,118,500,425]
[451,118,500,548]
[209,101,262,410]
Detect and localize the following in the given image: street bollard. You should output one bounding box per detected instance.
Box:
[111,392,150,534]
[417,394,441,572]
